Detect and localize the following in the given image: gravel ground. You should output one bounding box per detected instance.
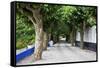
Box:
[17,42,96,65]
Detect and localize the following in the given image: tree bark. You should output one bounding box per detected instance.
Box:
[80,30,84,49]
[48,33,51,41]
[70,30,74,46]
[34,23,43,61]
[80,22,85,49]
[74,31,76,46]
[30,8,44,61]
[43,32,49,50]
[28,11,44,60]
[70,28,76,46]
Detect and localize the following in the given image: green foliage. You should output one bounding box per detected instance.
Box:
[42,5,96,37]
[16,3,97,49]
[87,17,96,27]
[16,14,35,49]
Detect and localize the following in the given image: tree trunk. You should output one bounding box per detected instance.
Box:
[34,24,43,61]
[53,35,57,44]
[51,34,56,44]
[70,30,74,46]
[66,34,71,43]
[66,35,68,42]
[57,34,59,42]
[48,33,51,41]
[43,32,49,50]
[70,27,77,46]
[80,22,85,49]
[80,30,84,49]
[74,31,76,46]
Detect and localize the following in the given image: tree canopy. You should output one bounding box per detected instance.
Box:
[16,3,97,49]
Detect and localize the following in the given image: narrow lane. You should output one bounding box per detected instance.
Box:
[17,41,96,65]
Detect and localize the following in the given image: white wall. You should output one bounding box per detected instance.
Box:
[76,26,96,43]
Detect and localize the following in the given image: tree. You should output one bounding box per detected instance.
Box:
[16,14,35,49]
[16,2,97,61]
[17,3,44,60]
[75,6,97,49]
[58,6,77,46]
[42,5,62,46]
[17,3,62,60]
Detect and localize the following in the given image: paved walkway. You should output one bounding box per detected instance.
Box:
[17,42,96,65]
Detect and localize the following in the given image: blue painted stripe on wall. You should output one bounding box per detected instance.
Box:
[16,47,35,63]
[16,44,51,63]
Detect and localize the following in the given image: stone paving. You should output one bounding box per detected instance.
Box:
[17,42,96,65]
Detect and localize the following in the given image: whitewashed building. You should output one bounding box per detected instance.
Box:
[75,25,97,51]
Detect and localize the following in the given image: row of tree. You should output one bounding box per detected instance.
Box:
[16,3,97,61]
